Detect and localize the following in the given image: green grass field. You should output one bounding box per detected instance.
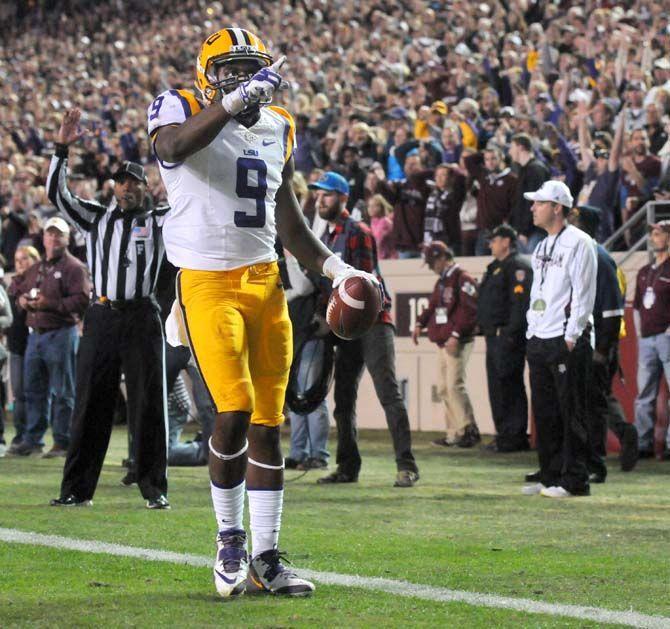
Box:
[0,426,669,628]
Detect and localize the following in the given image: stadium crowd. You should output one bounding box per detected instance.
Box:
[2,0,670,266]
[0,0,670,474]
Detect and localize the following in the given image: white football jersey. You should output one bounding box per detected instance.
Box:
[147,89,296,270]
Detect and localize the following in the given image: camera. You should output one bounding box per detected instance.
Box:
[28,288,40,300]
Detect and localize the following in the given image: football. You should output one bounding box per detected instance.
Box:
[326,275,382,340]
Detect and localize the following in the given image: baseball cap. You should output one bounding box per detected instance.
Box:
[625,80,645,92]
[430,100,448,115]
[535,92,551,103]
[654,57,670,70]
[423,241,453,265]
[489,224,517,242]
[308,171,350,195]
[44,216,71,236]
[499,106,515,118]
[112,161,148,184]
[648,220,670,234]
[524,180,574,208]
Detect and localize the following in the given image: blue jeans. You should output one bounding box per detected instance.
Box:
[519,229,546,254]
[397,249,421,259]
[288,339,330,462]
[10,353,26,443]
[474,230,491,256]
[24,326,78,448]
[634,333,670,451]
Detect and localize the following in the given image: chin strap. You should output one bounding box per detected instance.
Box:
[208,437,248,461]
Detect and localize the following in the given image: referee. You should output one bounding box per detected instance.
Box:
[46,109,170,509]
[521,181,597,499]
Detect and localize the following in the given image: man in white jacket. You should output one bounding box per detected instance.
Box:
[521,181,597,498]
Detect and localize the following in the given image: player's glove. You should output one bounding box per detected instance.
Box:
[221,56,288,116]
[322,254,382,295]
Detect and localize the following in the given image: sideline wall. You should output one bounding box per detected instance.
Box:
[345,251,650,434]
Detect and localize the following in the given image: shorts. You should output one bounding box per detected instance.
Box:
[177,262,292,426]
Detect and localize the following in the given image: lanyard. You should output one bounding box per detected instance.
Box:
[539,226,566,290]
[645,260,666,292]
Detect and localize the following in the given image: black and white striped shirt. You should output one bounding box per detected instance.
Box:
[46,153,168,301]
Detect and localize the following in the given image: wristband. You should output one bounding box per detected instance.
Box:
[221,88,245,116]
[322,254,350,280]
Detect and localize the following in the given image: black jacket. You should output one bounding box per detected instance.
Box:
[510,158,550,236]
[476,252,532,339]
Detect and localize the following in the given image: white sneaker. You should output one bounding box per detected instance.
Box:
[247,549,315,596]
[521,482,545,495]
[540,486,573,498]
[213,529,248,598]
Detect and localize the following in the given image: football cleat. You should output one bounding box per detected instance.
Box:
[247,549,315,597]
[213,529,249,598]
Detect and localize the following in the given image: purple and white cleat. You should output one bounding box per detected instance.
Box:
[213,528,248,598]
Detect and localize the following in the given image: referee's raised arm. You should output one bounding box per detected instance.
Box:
[46,108,106,232]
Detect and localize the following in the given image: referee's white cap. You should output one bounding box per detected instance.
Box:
[524,180,574,208]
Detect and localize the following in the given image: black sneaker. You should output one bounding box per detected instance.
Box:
[589,472,607,484]
[146,495,171,510]
[50,494,92,507]
[120,471,137,486]
[11,441,43,456]
[247,549,314,596]
[284,457,301,470]
[317,469,358,484]
[298,457,328,470]
[619,424,639,472]
[524,470,541,482]
[393,470,419,487]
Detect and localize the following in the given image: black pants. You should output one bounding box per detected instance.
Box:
[485,335,529,450]
[61,301,167,501]
[332,323,417,477]
[526,335,591,494]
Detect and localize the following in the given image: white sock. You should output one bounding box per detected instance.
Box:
[248,488,283,558]
[210,480,245,532]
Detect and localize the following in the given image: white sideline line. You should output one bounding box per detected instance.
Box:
[1,527,668,628]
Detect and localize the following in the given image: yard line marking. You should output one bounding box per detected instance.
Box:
[1,527,668,628]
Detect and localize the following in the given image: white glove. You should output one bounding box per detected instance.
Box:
[322,254,381,292]
[221,56,288,116]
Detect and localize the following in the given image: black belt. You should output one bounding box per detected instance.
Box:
[32,326,62,334]
[95,296,155,311]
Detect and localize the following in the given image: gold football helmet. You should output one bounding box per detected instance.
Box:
[195,27,273,102]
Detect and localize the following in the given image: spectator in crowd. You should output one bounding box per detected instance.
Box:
[413,241,480,449]
[463,145,517,255]
[423,163,466,254]
[568,205,638,475]
[11,217,90,457]
[576,104,625,242]
[476,225,532,453]
[5,245,40,453]
[632,221,670,459]
[48,109,169,509]
[380,153,432,259]
[367,194,396,260]
[311,172,419,487]
[509,133,551,253]
[0,274,13,455]
[522,181,596,499]
[621,128,662,221]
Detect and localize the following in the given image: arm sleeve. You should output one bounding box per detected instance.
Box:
[46,154,107,232]
[416,286,437,329]
[501,263,532,338]
[55,263,91,318]
[565,238,597,343]
[451,274,478,338]
[0,285,13,329]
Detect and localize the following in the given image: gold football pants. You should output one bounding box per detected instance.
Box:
[177,262,292,426]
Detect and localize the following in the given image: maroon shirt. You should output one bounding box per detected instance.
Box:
[15,250,91,330]
[633,258,670,337]
[416,264,478,346]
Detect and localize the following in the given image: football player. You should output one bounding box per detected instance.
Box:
[148,27,375,598]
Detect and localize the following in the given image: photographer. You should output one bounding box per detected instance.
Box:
[11,217,90,457]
